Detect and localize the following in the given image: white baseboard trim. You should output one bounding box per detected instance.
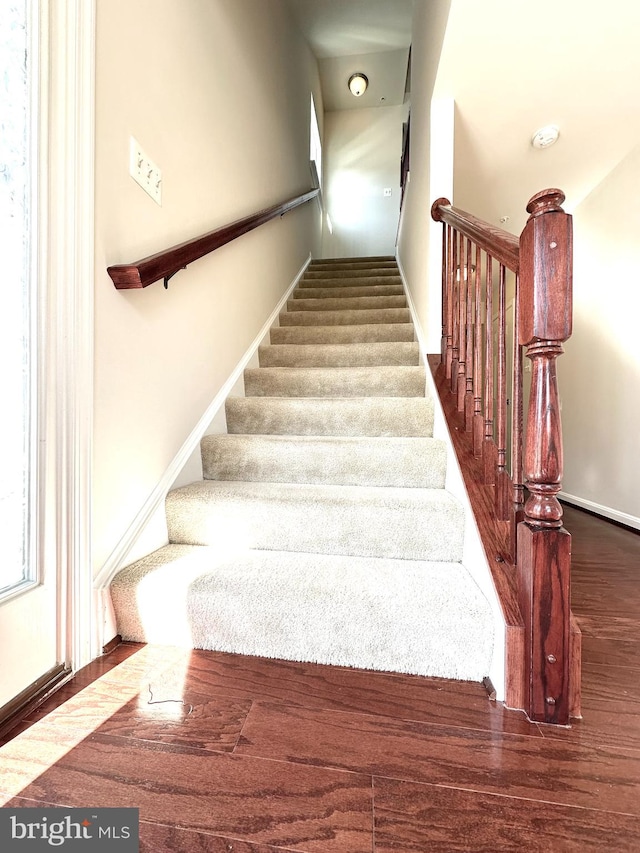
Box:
[560,491,640,531]
[93,253,312,599]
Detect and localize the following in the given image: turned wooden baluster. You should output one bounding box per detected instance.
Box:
[516,188,573,725]
[456,236,467,404]
[445,226,455,378]
[464,238,475,430]
[483,255,497,484]
[472,244,483,455]
[510,274,525,560]
[450,230,460,387]
[441,225,449,363]
[495,264,510,520]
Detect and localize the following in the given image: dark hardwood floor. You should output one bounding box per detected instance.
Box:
[1,503,639,851]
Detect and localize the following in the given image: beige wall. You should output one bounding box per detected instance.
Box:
[321,105,405,258]
[396,0,451,349]
[94,0,322,575]
[559,143,640,527]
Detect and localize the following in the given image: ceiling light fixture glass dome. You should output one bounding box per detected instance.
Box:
[348,73,368,97]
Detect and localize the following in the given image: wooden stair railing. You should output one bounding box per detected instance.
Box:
[107,188,319,290]
[431,189,580,725]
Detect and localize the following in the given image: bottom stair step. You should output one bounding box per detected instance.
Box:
[110,544,494,681]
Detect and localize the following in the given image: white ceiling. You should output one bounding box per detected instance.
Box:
[286,0,414,111]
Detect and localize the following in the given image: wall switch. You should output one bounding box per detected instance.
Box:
[383,187,392,197]
[129,137,162,205]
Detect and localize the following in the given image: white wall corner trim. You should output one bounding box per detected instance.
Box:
[396,253,506,702]
[92,253,313,619]
[560,492,640,532]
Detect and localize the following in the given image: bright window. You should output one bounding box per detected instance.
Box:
[310,93,322,187]
[0,0,35,597]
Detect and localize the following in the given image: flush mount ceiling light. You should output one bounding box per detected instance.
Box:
[531,125,560,149]
[348,73,368,97]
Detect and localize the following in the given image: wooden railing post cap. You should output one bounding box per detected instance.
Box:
[431,197,452,222]
[526,188,566,220]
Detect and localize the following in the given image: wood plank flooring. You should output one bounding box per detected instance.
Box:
[1,504,639,851]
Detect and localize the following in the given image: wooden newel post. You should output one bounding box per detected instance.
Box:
[517,189,573,724]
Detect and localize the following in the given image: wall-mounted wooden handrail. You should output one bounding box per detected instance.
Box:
[431,198,520,272]
[107,188,320,290]
[431,189,579,726]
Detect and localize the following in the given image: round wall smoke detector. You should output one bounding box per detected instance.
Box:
[531,125,560,149]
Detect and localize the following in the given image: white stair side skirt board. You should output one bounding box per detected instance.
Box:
[396,252,506,701]
[110,545,494,682]
[93,254,313,649]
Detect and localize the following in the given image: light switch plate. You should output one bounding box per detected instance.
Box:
[129,137,162,205]
[383,187,392,197]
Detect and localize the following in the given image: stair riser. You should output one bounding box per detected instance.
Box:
[270,324,415,344]
[279,308,411,326]
[311,256,396,264]
[258,342,419,368]
[307,260,398,270]
[224,397,435,436]
[201,435,447,488]
[298,276,402,289]
[244,366,426,397]
[166,489,464,562]
[310,255,397,266]
[293,285,404,299]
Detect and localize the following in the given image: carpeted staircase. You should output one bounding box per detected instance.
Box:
[110,256,494,681]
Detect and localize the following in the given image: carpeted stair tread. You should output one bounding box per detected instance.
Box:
[287,295,406,312]
[201,434,447,487]
[310,255,396,264]
[279,307,411,326]
[258,341,420,367]
[293,284,404,299]
[298,275,402,289]
[225,396,435,436]
[166,479,464,562]
[243,366,426,397]
[110,544,493,681]
[309,260,398,272]
[305,267,400,279]
[269,323,415,344]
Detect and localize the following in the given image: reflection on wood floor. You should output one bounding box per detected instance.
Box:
[1,503,639,851]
